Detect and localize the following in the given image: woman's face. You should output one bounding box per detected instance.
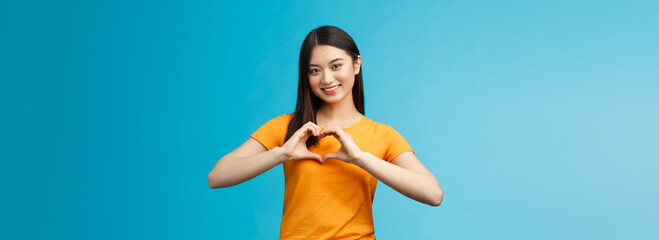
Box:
[308,45,361,105]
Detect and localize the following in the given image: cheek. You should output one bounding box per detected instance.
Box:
[337,69,355,86]
[308,76,320,87]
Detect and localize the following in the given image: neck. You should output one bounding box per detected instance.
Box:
[316,93,362,123]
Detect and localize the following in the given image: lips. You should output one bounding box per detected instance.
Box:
[322,85,340,91]
[321,84,341,94]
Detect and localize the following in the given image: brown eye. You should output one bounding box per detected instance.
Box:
[332,64,342,69]
[310,69,320,73]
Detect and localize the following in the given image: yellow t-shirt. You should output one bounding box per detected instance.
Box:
[250,113,414,240]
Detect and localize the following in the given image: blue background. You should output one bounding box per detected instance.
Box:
[2,0,658,239]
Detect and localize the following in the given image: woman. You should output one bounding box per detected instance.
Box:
[208,26,443,239]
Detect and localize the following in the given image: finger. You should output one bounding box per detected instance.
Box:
[296,125,313,141]
[303,153,323,164]
[318,128,328,138]
[332,127,350,140]
[295,124,308,136]
[323,152,338,162]
[322,127,343,140]
[305,121,320,136]
[304,121,317,129]
[314,153,324,164]
[305,121,315,136]
[307,124,317,135]
[306,126,317,139]
[319,129,333,140]
[314,125,322,137]
[321,127,334,135]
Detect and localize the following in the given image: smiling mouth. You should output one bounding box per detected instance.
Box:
[321,84,341,94]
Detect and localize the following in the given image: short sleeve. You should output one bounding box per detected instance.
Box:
[383,127,414,162]
[250,113,292,150]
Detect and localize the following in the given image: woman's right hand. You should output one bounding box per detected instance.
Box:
[279,121,323,164]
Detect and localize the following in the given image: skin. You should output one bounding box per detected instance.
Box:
[208,45,443,206]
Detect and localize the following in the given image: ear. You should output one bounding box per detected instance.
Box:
[353,55,361,75]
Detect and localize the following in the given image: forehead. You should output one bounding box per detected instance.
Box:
[309,45,350,65]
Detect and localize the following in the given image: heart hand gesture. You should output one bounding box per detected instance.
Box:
[280,121,323,163]
[319,127,365,164]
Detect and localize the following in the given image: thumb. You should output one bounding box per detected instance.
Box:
[302,152,323,164]
[323,152,339,162]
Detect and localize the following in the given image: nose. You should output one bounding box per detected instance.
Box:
[321,70,333,85]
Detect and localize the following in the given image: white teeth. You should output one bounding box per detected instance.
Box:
[323,85,340,91]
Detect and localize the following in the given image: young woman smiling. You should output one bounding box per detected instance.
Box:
[208,26,443,239]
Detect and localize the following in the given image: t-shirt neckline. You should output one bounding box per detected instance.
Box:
[319,115,367,131]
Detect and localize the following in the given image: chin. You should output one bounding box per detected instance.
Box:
[319,94,348,104]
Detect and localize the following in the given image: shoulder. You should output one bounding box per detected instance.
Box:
[281,113,294,126]
[283,112,294,119]
[251,113,294,150]
[256,112,294,129]
[265,112,294,123]
[365,118,413,156]
[363,117,397,135]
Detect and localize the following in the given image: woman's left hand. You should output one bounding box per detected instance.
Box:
[319,127,366,164]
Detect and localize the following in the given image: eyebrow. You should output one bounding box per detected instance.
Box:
[309,58,344,67]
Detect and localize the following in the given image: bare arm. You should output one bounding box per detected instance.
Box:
[321,127,443,206]
[356,151,443,206]
[208,138,286,188]
[208,122,324,189]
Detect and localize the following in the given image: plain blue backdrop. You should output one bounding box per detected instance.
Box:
[1,0,658,239]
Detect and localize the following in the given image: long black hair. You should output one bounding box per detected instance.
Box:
[284,26,365,148]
